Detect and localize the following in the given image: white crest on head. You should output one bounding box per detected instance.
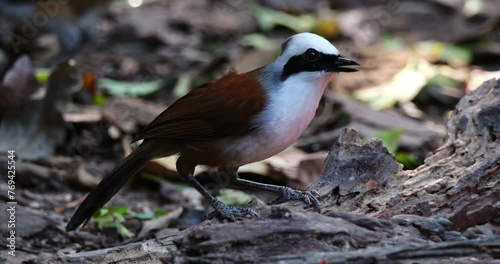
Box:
[278,33,339,62]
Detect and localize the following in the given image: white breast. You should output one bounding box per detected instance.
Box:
[256,72,330,151]
[221,71,332,166]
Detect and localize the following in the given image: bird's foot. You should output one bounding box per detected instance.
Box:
[269,187,321,212]
[207,201,259,221]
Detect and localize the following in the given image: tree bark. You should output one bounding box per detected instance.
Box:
[313,78,499,231]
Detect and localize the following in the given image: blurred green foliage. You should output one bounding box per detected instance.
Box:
[368,129,420,168]
[92,205,167,238]
[98,78,164,97]
[217,189,253,206]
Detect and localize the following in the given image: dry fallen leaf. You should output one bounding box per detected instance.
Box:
[352,57,467,110]
[138,207,183,237]
[353,57,433,110]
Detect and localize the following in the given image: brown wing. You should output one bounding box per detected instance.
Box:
[132,68,267,143]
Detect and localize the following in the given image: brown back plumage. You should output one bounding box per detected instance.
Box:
[133,68,267,143]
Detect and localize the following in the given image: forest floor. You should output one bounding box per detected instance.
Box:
[0,0,498,263]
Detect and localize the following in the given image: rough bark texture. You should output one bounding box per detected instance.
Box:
[32,79,500,263]
[313,78,500,231]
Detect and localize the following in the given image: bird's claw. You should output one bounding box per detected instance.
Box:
[269,187,321,212]
[207,201,259,221]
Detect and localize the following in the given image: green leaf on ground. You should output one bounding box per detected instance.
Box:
[92,205,168,238]
[35,68,51,84]
[368,130,422,168]
[253,6,316,33]
[240,33,281,51]
[92,205,134,238]
[98,78,164,97]
[395,152,421,169]
[217,189,252,206]
[130,209,167,220]
[368,129,404,154]
[415,41,472,66]
[93,93,107,106]
[172,73,192,98]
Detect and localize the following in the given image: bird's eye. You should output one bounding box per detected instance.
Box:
[304,49,319,62]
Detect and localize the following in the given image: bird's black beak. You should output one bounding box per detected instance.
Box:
[328,56,360,72]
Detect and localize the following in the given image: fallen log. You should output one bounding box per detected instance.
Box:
[312,78,499,231]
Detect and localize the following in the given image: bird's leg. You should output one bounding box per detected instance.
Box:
[176,158,257,221]
[222,167,321,212]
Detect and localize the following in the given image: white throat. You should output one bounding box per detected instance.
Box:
[259,71,331,128]
[247,71,332,161]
